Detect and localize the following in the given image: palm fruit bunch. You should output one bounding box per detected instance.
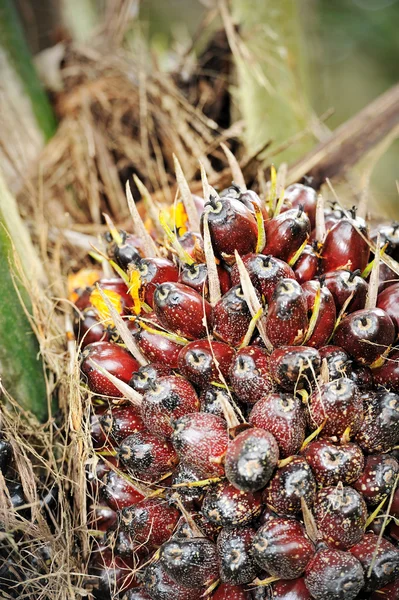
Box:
[73,165,399,600]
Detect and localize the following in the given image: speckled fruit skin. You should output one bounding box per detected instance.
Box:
[269,346,321,391]
[321,216,370,273]
[119,588,152,600]
[301,281,337,348]
[200,386,239,421]
[334,307,395,365]
[323,269,368,313]
[142,561,200,600]
[216,527,257,585]
[118,431,178,482]
[129,363,173,395]
[213,285,251,347]
[373,350,399,392]
[140,375,200,438]
[121,498,179,550]
[211,583,251,600]
[101,469,145,511]
[201,481,262,527]
[160,537,219,588]
[355,390,399,453]
[179,262,231,297]
[294,245,319,284]
[265,456,316,516]
[350,532,399,591]
[263,208,311,263]
[171,413,228,477]
[81,341,140,397]
[303,439,364,487]
[305,548,364,600]
[229,346,274,404]
[135,322,182,368]
[177,340,235,388]
[153,282,213,340]
[318,345,351,379]
[251,517,315,579]
[225,428,279,492]
[313,486,367,550]
[230,253,295,303]
[269,577,312,599]
[100,405,145,444]
[136,257,179,307]
[249,393,306,458]
[353,454,399,506]
[266,278,308,347]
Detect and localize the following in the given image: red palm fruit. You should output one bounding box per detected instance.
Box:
[263,208,311,263]
[294,244,319,284]
[177,340,235,388]
[87,504,117,531]
[353,454,399,505]
[74,308,110,348]
[160,537,219,588]
[90,405,109,448]
[100,405,145,444]
[305,549,364,600]
[135,323,182,368]
[136,257,179,307]
[377,282,399,336]
[142,561,199,600]
[81,341,140,397]
[140,375,199,438]
[308,378,363,437]
[171,413,228,476]
[303,439,364,487]
[301,281,336,348]
[154,282,213,339]
[266,279,308,347]
[269,346,321,391]
[229,347,274,404]
[129,363,173,395]
[313,486,367,550]
[249,393,306,458]
[225,428,279,492]
[281,183,318,228]
[230,254,295,303]
[265,456,316,516]
[201,196,258,264]
[217,527,257,585]
[269,578,312,599]
[179,231,204,259]
[202,481,262,527]
[101,470,145,511]
[74,287,93,311]
[212,584,251,600]
[370,580,399,600]
[121,498,179,549]
[350,532,399,591]
[373,350,399,392]
[179,262,231,296]
[320,215,370,273]
[89,551,135,598]
[323,270,368,313]
[355,390,399,453]
[118,431,178,482]
[213,285,252,347]
[318,345,352,379]
[252,517,315,579]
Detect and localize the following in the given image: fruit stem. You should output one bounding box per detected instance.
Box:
[221,143,247,190]
[315,194,326,242]
[202,210,222,306]
[125,181,158,258]
[365,233,381,310]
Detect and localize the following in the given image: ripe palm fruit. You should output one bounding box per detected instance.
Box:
[269,346,321,391]
[355,390,399,453]
[118,431,178,482]
[266,279,308,347]
[303,439,364,487]
[160,537,219,588]
[263,207,311,263]
[216,527,257,585]
[177,340,235,388]
[321,212,370,273]
[265,456,316,515]
[305,548,364,600]
[323,269,368,313]
[81,341,140,396]
[229,346,273,404]
[213,285,251,346]
[350,532,399,591]
[230,253,295,303]
[201,481,262,527]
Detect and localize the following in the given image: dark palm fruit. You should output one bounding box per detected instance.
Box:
[370,580,399,600]
[89,551,134,599]
[140,375,199,438]
[237,187,266,218]
[142,561,199,600]
[177,340,235,388]
[249,393,306,458]
[87,454,118,496]
[170,463,206,508]
[318,345,351,380]
[212,583,251,600]
[0,439,12,474]
[100,405,145,444]
[314,486,367,550]
[119,588,152,600]
[74,308,110,348]
[355,390,399,453]
[373,350,399,392]
[294,244,319,284]
[129,363,173,395]
[160,537,219,588]
[269,346,321,392]
[266,278,308,347]
[269,577,312,599]
[136,257,179,307]
[334,308,395,365]
[377,282,399,336]
[201,481,262,527]
[118,431,178,482]
[323,270,368,313]
[104,528,136,560]
[230,254,295,303]
[320,215,370,273]
[112,234,141,269]
[81,341,140,397]
[350,532,399,591]
[305,548,364,600]
[301,281,337,348]
[171,413,228,476]
[265,456,316,516]
[217,527,257,585]
[201,196,259,264]
[200,386,236,420]
[348,363,373,390]
[90,406,109,448]
[179,262,231,296]
[225,428,279,492]
[263,207,311,263]
[88,504,117,531]
[154,282,213,340]
[101,470,145,511]
[308,378,363,438]
[121,498,180,549]
[213,285,252,347]
[135,323,182,369]
[303,440,364,487]
[229,347,274,404]
[281,183,317,228]
[252,517,315,579]
[353,454,399,505]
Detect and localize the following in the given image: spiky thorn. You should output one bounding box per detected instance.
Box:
[220,143,247,190]
[173,154,200,232]
[125,181,158,257]
[133,174,164,237]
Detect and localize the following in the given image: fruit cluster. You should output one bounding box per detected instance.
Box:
[74,178,399,600]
